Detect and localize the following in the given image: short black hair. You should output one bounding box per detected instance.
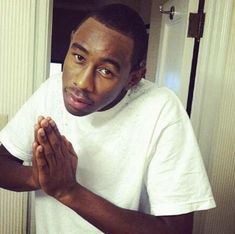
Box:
[74,4,148,71]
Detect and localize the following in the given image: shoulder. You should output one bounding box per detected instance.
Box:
[31,72,63,105]
[128,79,186,120]
[39,72,62,92]
[130,79,180,104]
[23,72,64,118]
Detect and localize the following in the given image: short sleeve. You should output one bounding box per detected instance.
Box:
[146,92,216,215]
[0,77,55,162]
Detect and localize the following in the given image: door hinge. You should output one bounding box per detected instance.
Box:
[187,12,206,40]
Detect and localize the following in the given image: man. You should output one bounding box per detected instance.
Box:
[0,4,215,234]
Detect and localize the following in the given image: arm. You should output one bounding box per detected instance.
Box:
[59,183,193,234]
[34,117,193,234]
[0,145,39,191]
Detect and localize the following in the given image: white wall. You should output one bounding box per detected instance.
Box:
[192,0,235,233]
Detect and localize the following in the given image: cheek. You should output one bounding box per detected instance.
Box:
[94,81,125,107]
[95,70,130,95]
[62,58,71,80]
[62,70,70,88]
[95,78,123,96]
[64,57,73,72]
[96,91,118,108]
[62,60,79,85]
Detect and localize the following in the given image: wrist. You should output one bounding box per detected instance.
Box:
[55,182,81,205]
[26,166,40,190]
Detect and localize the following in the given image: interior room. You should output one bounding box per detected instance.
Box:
[0,0,235,233]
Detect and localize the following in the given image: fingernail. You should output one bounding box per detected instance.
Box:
[38,116,44,122]
[49,119,56,127]
[39,129,45,137]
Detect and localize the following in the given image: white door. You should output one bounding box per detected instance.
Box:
[156,0,198,108]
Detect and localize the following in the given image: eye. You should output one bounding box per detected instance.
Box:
[73,54,85,64]
[97,67,113,78]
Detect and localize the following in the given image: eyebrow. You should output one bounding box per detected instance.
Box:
[100,58,121,72]
[71,42,89,54]
[71,42,121,72]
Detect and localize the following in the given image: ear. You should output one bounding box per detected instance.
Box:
[125,61,146,90]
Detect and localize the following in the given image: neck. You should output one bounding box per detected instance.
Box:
[99,89,128,112]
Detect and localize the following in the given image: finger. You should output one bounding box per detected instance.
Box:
[32,142,38,171]
[37,116,45,126]
[49,119,61,137]
[60,136,69,158]
[61,136,77,158]
[37,116,46,143]
[61,136,78,174]
[62,136,70,150]
[32,142,39,184]
[40,118,61,141]
[32,141,38,165]
[37,128,57,167]
[42,119,63,158]
[36,145,49,176]
[34,124,40,143]
[40,118,50,132]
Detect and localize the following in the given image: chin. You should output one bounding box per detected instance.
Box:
[63,102,91,117]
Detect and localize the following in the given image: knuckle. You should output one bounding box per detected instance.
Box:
[53,142,60,151]
[45,152,54,158]
[39,164,47,171]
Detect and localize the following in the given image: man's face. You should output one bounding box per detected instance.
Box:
[62,17,135,116]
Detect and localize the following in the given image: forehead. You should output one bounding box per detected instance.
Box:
[71,18,134,65]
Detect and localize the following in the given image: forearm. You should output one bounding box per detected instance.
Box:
[0,159,38,192]
[58,184,179,234]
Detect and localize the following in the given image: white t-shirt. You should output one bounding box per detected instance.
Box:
[0,73,215,234]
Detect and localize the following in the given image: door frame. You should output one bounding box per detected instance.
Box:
[154,0,199,108]
[32,0,53,91]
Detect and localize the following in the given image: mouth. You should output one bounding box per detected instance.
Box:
[64,88,93,110]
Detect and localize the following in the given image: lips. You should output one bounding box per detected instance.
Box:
[65,88,93,110]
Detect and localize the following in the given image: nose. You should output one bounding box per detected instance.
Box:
[73,67,94,92]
